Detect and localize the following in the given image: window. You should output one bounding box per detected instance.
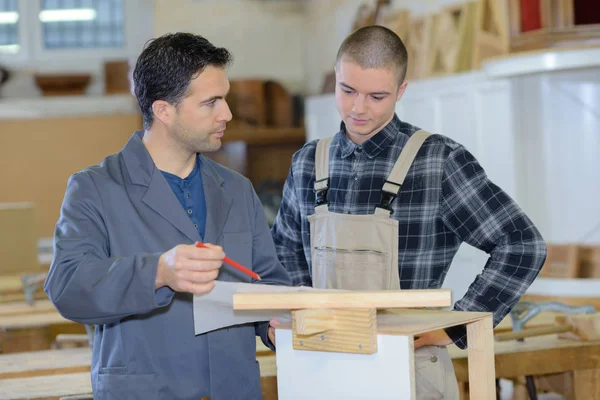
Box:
[0,0,19,54]
[0,0,151,67]
[40,0,125,49]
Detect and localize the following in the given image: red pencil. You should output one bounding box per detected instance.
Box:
[196,242,261,281]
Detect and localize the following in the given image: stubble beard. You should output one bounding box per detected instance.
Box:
[173,120,222,154]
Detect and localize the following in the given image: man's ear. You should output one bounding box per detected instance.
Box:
[152,100,174,125]
[396,80,408,102]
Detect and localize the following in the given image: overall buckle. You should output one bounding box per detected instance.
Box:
[379,190,398,213]
[315,188,329,206]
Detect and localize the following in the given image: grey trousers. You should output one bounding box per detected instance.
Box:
[414,345,459,400]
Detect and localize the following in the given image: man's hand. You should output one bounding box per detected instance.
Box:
[155,242,224,295]
[414,329,453,349]
[267,319,280,347]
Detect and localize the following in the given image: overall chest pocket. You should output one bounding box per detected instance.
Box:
[312,246,392,290]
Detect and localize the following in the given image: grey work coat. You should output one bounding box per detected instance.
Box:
[45,131,291,400]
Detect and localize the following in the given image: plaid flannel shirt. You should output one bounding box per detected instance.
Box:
[271,114,547,349]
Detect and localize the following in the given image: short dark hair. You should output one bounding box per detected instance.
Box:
[336,25,408,83]
[133,32,233,129]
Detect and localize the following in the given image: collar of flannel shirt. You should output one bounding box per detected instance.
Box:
[338,114,409,159]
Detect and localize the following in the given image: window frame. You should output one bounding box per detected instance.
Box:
[0,0,152,68]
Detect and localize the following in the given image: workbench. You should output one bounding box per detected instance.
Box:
[450,335,600,399]
[3,334,596,399]
[0,347,91,380]
[0,372,92,400]
[0,300,56,317]
[0,344,277,400]
[0,275,46,304]
[0,301,84,353]
[0,348,92,399]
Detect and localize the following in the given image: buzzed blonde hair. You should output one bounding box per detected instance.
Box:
[336,25,409,83]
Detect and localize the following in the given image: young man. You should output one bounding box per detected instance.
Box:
[271,25,547,398]
[45,33,290,400]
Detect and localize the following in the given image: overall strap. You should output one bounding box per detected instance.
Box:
[314,136,334,207]
[378,130,432,212]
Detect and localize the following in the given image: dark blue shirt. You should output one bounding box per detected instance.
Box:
[161,155,207,240]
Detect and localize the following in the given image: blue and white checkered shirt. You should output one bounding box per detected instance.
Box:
[271,114,547,348]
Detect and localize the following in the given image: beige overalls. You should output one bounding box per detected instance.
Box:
[308,131,459,399]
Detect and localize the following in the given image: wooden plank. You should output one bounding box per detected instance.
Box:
[0,275,26,295]
[424,3,478,76]
[452,334,600,358]
[0,311,81,353]
[0,312,70,329]
[522,294,600,310]
[259,375,278,400]
[479,31,510,51]
[0,327,52,354]
[508,0,522,37]
[450,335,600,381]
[257,353,276,378]
[0,323,84,354]
[466,316,496,399]
[555,313,600,340]
[381,9,410,42]
[0,203,41,276]
[573,368,600,399]
[54,334,90,349]
[539,244,580,278]
[0,348,91,380]
[0,300,55,317]
[472,0,510,67]
[560,0,574,28]
[426,9,461,76]
[278,308,492,340]
[279,309,491,337]
[489,0,509,40]
[0,291,47,304]
[540,0,553,29]
[0,372,92,400]
[494,324,572,341]
[292,308,377,355]
[406,15,435,80]
[233,289,452,310]
[455,2,479,72]
[578,245,600,278]
[0,275,46,302]
[495,309,559,331]
[377,309,491,336]
[292,308,334,335]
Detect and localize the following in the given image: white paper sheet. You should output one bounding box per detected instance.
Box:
[193,281,319,335]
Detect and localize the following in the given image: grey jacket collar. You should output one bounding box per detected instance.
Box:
[120,131,231,244]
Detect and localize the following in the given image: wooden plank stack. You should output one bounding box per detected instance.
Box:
[380,0,510,80]
[347,0,600,82]
[539,244,600,278]
[508,0,600,52]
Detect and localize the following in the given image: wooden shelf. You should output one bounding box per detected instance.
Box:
[483,45,600,78]
[233,289,452,311]
[221,127,306,146]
